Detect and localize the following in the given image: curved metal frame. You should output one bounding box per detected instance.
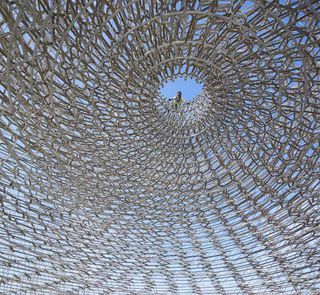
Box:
[0,0,319,294]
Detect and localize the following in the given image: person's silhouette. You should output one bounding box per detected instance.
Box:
[173,91,182,110]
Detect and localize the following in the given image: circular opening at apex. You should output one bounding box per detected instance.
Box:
[160,77,204,102]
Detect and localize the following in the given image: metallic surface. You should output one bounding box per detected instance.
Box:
[0,0,319,294]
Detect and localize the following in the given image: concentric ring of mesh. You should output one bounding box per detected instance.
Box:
[0,1,319,294]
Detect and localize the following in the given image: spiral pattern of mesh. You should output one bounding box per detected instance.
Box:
[1,0,320,294]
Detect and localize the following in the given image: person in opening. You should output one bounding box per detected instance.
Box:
[173,91,183,110]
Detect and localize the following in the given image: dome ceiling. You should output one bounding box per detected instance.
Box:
[0,1,319,294]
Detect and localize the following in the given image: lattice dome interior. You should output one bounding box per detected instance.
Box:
[0,1,320,294]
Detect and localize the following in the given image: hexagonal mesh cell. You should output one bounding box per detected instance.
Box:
[0,1,319,294]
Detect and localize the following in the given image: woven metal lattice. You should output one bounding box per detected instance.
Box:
[1,0,320,294]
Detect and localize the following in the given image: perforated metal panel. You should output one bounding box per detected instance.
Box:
[0,1,319,294]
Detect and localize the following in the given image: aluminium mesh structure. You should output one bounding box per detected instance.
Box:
[0,0,320,294]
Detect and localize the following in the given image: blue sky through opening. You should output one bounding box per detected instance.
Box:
[160,77,203,101]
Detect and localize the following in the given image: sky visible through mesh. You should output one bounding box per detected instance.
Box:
[160,77,204,101]
[0,0,319,294]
